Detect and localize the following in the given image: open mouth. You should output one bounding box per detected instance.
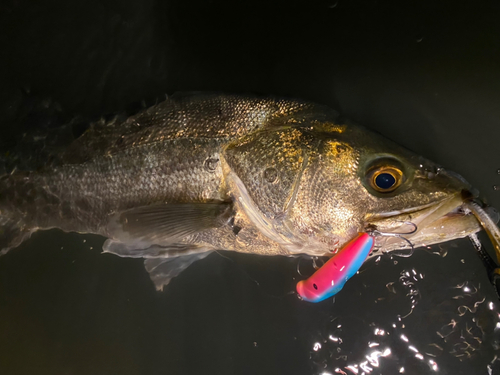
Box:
[366,194,487,252]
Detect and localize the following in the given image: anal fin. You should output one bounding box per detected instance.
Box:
[144,251,213,291]
[103,240,214,290]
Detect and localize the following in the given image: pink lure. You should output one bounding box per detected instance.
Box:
[296,233,374,302]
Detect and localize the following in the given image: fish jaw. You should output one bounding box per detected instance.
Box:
[365,192,483,252]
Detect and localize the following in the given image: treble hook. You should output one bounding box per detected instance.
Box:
[366,221,418,258]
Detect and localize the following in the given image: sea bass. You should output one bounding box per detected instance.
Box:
[0,93,494,289]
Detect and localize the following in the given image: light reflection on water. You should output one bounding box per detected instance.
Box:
[305,243,500,375]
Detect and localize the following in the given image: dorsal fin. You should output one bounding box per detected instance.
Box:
[58,93,328,164]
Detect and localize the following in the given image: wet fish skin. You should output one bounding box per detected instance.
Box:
[0,93,326,252]
[0,93,483,287]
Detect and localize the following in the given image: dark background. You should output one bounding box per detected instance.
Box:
[1,0,500,374]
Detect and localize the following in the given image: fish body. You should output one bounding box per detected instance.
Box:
[0,93,489,288]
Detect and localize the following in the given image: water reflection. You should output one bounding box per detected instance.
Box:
[306,242,500,374]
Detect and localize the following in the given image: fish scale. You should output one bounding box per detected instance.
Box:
[0,93,493,289]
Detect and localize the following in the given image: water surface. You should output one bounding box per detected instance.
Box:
[1,1,500,374]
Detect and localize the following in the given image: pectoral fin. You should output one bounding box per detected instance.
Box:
[106,201,233,249]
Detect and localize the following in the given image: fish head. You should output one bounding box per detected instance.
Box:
[334,124,483,253]
[223,118,485,256]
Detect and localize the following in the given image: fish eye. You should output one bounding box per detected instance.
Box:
[367,166,403,193]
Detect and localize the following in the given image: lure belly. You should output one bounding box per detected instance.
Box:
[296,233,374,302]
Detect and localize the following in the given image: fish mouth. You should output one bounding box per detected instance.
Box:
[365,193,498,252]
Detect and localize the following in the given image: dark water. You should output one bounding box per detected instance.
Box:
[1,1,500,374]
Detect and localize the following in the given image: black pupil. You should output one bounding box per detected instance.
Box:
[375,173,396,190]
[313,284,318,290]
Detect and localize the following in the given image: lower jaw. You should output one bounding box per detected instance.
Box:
[368,198,483,253]
[373,212,481,253]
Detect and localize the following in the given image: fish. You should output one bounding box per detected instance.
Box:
[0,92,497,290]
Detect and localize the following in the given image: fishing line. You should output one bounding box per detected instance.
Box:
[464,200,500,300]
[468,233,497,273]
[466,201,500,262]
[468,232,500,301]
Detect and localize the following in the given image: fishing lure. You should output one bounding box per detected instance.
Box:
[296,233,374,302]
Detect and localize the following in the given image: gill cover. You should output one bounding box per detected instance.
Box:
[223,127,311,221]
[222,127,314,250]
